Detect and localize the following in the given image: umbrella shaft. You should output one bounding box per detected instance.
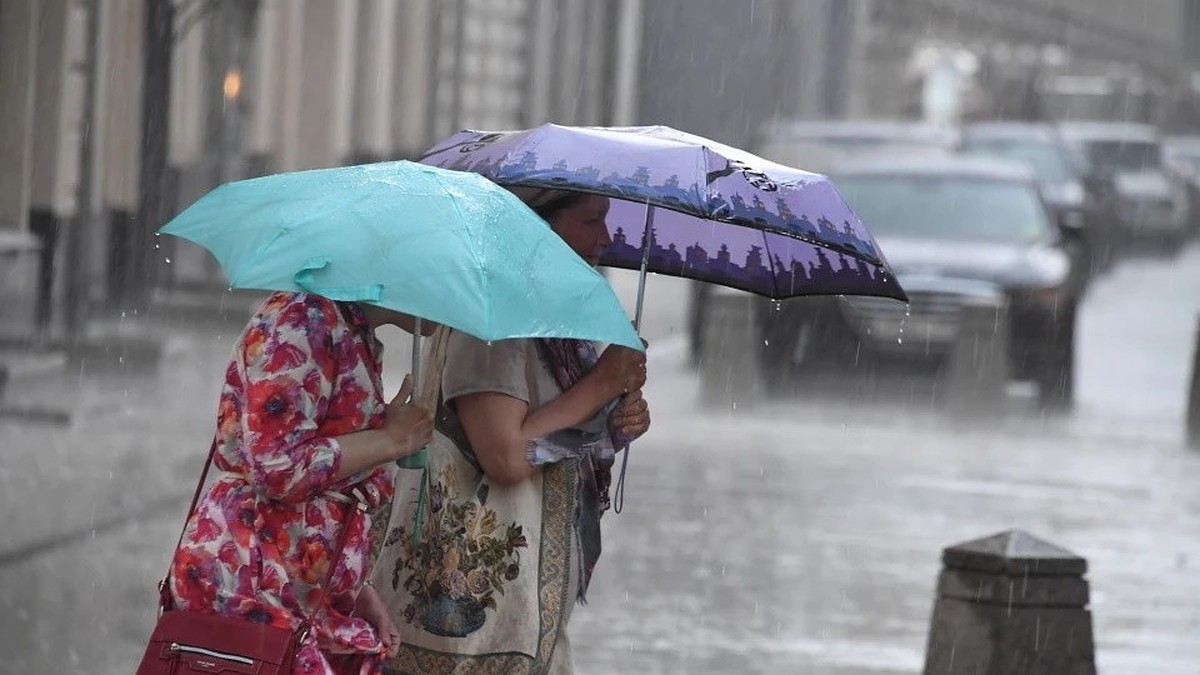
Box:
[411,318,422,394]
[633,205,655,332]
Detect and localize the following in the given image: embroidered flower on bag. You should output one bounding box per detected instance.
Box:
[388,466,528,637]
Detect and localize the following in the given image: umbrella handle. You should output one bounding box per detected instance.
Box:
[613,439,631,514]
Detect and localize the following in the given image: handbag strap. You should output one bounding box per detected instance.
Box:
[158,438,221,609]
[159,437,364,633]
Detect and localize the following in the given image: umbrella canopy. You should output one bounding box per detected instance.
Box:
[419,124,907,302]
[159,160,645,351]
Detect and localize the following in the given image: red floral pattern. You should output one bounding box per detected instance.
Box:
[169,292,395,675]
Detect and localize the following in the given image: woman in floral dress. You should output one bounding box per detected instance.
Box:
[169,291,434,675]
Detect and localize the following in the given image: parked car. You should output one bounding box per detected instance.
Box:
[960,122,1120,274]
[1164,135,1200,237]
[692,154,1086,409]
[686,120,960,367]
[755,119,958,173]
[1058,122,1189,253]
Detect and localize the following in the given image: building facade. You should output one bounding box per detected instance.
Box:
[167,0,639,288]
[635,0,851,152]
[0,0,642,339]
[3,0,1195,342]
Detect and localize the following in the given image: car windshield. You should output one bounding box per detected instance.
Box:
[962,138,1076,183]
[834,174,1053,245]
[1084,140,1163,172]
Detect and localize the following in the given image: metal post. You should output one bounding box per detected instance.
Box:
[66,0,101,345]
[129,0,174,310]
[609,0,642,126]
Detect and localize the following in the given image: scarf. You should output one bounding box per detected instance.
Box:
[533,338,635,601]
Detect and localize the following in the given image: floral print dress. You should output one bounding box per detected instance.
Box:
[169,292,396,675]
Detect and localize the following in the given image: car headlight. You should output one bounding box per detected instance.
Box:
[1022,246,1071,288]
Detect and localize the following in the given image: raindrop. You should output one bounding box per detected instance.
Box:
[896,302,910,345]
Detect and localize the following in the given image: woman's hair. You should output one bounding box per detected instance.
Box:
[507,187,589,222]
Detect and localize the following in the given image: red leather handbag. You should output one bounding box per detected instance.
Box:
[134,442,361,675]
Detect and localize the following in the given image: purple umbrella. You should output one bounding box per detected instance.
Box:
[420,124,908,330]
[420,124,908,512]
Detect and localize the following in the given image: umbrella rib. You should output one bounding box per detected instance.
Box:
[758,229,782,299]
[430,171,490,333]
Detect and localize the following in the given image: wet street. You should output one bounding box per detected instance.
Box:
[2,245,1199,674]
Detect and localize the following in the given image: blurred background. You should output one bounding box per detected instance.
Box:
[2,1,1200,674]
[2,0,1199,333]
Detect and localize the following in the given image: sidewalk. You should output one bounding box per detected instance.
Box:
[0,287,275,557]
[0,301,248,674]
[4,254,1199,674]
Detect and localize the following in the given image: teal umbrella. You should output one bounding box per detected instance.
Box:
[159,160,644,352]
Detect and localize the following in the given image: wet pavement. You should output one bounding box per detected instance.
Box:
[1,245,1198,674]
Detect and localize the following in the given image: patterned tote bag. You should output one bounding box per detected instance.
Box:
[370,328,576,675]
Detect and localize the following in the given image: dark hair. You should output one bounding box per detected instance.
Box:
[530,191,590,221]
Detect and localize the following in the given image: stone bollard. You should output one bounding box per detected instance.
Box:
[923,530,1095,675]
[943,294,1009,418]
[698,287,763,410]
[1188,314,1200,450]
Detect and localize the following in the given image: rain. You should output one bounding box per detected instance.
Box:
[2,1,1200,674]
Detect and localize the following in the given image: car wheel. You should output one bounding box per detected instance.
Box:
[759,298,823,394]
[1036,310,1076,411]
[1161,232,1185,258]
